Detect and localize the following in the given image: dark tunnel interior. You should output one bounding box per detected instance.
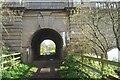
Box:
[31,28,63,60]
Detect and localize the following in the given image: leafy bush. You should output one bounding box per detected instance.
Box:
[2,62,37,79]
[59,53,118,79]
[59,54,90,79]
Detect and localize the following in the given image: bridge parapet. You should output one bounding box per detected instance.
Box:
[2,1,74,10]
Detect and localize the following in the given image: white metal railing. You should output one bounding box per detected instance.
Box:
[0,53,21,70]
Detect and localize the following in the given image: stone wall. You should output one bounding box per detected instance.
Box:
[2,15,23,52]
[2,1,120,61]
[21,11,69,51]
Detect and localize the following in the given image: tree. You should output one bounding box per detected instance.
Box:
[71,2,119,59]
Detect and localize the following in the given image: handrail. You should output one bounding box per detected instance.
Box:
[79,62,102,74]
[82,55,120,67]
[2,52,21,58]
[80,54,120,79]
[1,52,21,70]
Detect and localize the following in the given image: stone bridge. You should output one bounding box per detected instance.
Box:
[2,0,75,65]
[2,0,120,65]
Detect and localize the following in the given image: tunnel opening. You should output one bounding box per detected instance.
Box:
[31,28,63,61]
[40,39,56,56]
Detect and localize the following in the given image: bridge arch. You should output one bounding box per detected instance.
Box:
[31,28,63,60]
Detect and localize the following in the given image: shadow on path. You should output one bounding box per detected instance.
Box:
[31,66,60,78]
[30,60,61,78]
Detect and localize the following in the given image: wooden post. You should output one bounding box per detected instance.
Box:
[81,53,83,71]
[101,54,104,79]
[12,53,15,62]
[1,55,3,70]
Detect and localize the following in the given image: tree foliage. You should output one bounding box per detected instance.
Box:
[71,2,119,59]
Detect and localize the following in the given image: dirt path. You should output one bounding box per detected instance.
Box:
[31,60,61,78]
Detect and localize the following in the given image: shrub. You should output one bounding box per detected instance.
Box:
[2,62,37,79]
[59,54,90,79]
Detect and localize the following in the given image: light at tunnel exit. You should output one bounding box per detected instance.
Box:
[40,39,56,55]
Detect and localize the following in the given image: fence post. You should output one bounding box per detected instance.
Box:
[12,53,15,66]
[1,55,3,70]
[101,54,104,79]
[13,53,15,60]
[81,53,83,71]
[101,61,104,78]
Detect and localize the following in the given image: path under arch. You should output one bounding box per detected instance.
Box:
[31,60,61,78]
[31,28,63,60]
[30,28,63,78]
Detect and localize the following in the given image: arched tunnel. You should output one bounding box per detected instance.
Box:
[31,28,63,60]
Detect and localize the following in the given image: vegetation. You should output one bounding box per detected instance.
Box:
[59,54,90,79]
[1,1,120,79]
[71,3,119,59]
[60,53,119,79]
[1,44,17,70]
[1,45,37,79]
[61,2,120,79]
[2,62,37,79]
